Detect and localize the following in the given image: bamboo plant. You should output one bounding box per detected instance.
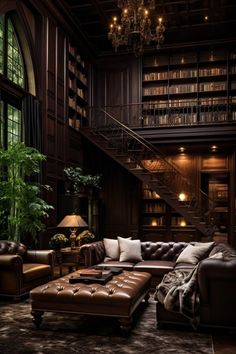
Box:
[0,142,53,245]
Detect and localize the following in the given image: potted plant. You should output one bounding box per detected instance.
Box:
[0,142,54,246]
[64,167,101,195]
[49,233,69,250]
[76,229,95,247]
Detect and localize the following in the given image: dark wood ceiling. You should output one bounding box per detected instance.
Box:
[62,0,236,56]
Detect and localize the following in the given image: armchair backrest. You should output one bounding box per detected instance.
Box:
[0,240,27,259]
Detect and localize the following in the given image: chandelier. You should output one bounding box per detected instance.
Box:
[108,0,165,56]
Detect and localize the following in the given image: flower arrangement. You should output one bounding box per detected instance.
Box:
[49,233,68,250]
[76,230,95,246]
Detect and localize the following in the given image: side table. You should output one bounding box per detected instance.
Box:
[56,247,84,277]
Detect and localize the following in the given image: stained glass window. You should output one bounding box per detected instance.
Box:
[0,16,3,74]
[7,19,24,88]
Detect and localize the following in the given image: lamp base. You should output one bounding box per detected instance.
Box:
[70,228,77,250]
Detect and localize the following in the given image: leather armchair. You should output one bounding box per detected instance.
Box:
[0,240,56,300]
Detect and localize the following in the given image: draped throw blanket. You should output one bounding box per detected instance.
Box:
[154,264,200,329]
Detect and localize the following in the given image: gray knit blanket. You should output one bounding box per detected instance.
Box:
[154,265,200,328]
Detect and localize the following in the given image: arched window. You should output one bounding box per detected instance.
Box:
[0,14,27,148]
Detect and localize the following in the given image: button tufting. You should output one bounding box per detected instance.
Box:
[56,285,64,291]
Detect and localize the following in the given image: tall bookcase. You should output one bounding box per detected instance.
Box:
[141,185,196,242]
[68,43,88,130]
[142,48,236,126]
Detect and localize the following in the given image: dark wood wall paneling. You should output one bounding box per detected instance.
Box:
[87,56,142,238]
[83,139,141,239]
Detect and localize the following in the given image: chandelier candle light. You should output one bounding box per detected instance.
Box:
[108,0,165,56]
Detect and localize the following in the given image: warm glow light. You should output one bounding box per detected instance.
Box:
[211,145,218,152]
[151,219,158,226]
[204,15,208,21]
[178,193,187,202]
[108,1,165,56]
[180,220,187,227]
[179,146,185,153]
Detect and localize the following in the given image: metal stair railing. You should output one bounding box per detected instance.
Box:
[86,107,216,236]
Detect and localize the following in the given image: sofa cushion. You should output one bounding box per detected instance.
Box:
[134,260,175,276]
[94,260,135,270]
[118,237,142,262]
[23,264,51,283]
[176,242,214,265]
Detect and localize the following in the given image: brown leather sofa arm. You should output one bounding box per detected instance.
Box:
[198,258,236,303]
[80,241,105,267]
[0,254,23,270]
[26,249,56,266]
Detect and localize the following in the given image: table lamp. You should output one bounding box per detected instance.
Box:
[57,214,88,249]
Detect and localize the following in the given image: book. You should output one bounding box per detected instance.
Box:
[79,269,103,278]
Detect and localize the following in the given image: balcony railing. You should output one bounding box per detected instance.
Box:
[87,99,236,129]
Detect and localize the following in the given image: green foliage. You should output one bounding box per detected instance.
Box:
[64,166,102,194]
[0,142,54,245]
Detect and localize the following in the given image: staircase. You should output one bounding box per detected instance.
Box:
[80,108,216,238]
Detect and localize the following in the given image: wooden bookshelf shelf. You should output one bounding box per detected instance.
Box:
[68,42,88,131]
[141,48,236,127]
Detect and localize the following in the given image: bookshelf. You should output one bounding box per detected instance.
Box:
[141,185,196,242]
[142,48,236,127]
[68,43,88,130]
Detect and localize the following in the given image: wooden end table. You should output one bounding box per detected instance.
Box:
[56,247,83,277]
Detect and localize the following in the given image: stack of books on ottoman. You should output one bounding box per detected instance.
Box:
[69,268,114,284]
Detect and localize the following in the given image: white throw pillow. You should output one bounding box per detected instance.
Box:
[103,238,120,261]
[103,237,131,261]
[176,242,214,264]
[118,237,142,262]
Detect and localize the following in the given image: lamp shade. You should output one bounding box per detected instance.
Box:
[57,214,88,228]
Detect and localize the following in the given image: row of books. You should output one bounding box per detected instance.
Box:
[142,112,231,126]
[143,67,229,81]
[143,189,160,198]
[68,44,86,68]
[144,203,166,213]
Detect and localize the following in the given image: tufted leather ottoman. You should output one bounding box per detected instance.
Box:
[30,270,151,332]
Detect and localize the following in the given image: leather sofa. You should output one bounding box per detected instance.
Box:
[80,240,189,289]
[0,240,56,300]
[156,242,236,330]
[81,240,236,330]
